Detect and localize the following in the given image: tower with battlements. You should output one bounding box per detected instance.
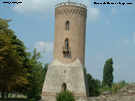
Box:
[41,2,88,101]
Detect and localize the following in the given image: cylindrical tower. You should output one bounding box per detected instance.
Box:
[53,2,87,66]
[41,2,88,101]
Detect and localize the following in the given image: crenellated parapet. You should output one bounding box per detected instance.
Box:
[55,2,87,9]
[55,2,87,18]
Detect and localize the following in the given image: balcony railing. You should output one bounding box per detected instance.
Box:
[62,46,71,54]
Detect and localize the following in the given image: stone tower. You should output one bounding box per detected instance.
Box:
[41,2,88,101]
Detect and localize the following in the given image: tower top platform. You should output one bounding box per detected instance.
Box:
[55,2,87,10]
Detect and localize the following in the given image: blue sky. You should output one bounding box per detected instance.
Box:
[0,0,135,83]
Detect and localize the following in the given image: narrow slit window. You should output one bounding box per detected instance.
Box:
[66,21,69,30]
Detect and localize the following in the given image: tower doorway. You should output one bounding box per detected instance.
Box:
[62,83,66,91]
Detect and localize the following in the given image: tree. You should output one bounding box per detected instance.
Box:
[44,63,48,78]
[56,91,75,101]
[40,63,48,90]
[95,79,101,89]
[27,49,46,98]
[87,73,100,96]
[102,58,114,88]
[0,18,29,99]
[10,30,31,94]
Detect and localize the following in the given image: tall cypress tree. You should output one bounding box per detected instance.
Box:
[102,58,114,88]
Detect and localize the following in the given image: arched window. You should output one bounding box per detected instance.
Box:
[65,38,69,50]
[62,83,66,91]
[66,21,69,30]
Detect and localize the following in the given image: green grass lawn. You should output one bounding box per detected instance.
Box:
[0,98,28,101]
[0,94,29,101]
[0,94,41,101]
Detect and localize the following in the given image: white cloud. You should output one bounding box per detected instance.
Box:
[111,8,117,15]
[13,0,100,22]
[13,0,57,17]
[117,38,130,47]
[133,32,135,45]
[110,38,130,52]
[87,7,100,23]
[34,41,53,53]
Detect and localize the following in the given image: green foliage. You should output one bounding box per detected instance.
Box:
[95,79,101,89]
[0,18,49,99]
[44,64,48,77]
[112,80,128,93]
[87,73,100,96]
[29,98,36,101]
[111,83,122,93]
[99,85,112,94]
[119,80,128,86]
[27,49,43,98]
[56,91,75,101]
[0,18,29,98]
[102,58,114,88]
[99,80,129,94]
[0,98,28,101]
[26,49,47,99]
[40,63,48,86]
[35,95,41,100]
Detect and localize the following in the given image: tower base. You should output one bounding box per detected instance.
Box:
[41,59,88,101]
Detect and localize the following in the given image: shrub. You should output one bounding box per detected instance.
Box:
[87,73,100,97]
[56,91,75,101]
[99,81,129,94]
[35,95,41,100]
[29,98,36,101]
[112,81,128,93]
[112,83,122,93]
[99,85,112,94]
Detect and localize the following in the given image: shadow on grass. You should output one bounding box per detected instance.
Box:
[0,98,29,101]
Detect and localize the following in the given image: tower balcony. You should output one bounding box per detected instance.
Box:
[62,46,71,54]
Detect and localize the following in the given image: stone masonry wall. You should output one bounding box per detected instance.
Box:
[87,84,135,101]
[87,95,135,101]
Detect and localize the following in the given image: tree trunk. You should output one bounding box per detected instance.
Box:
[6,92,8,98]
[15,93,17,98]
[1,90,5,99]
[10,93,12,98]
